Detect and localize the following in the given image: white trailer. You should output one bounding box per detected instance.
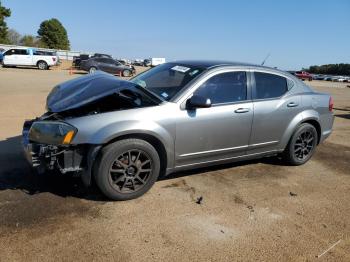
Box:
[150,58,166,67]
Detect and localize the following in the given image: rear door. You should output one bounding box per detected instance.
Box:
[20,49,33,65]
[248,71,301,154]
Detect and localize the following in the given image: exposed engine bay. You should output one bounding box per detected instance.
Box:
[42,89,158,120]
[23,72,161,181]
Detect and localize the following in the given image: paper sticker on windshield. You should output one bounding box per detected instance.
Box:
[161,92,169,98]
[189,69,199,76]
[171,65,190,73]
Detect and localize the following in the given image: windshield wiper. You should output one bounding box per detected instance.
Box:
[134,84,164,103]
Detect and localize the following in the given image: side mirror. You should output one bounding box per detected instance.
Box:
[186,95,211,109]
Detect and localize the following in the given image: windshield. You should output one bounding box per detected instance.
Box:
[130,63,205,101]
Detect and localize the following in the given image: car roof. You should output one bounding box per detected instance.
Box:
[171,60,291,76]
[89,57,112,60]
[171,59,289,72]
[9,47,28,50]
[172,60,255,68]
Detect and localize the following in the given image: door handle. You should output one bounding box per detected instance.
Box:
[234,108,250,113]
[287,102,299,107]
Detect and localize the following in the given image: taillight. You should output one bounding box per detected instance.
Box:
[52,57,56,62]
[329,96,334,112]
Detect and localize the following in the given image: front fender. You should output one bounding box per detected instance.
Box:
[91,120,174,149]
[69,116,175,167]
[78,120,175,186]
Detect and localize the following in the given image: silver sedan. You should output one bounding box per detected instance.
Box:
[23,61,334,200]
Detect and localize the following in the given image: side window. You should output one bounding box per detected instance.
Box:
[4,49,15,56]
[99,58,114,64]
[254,72,288,99]
[193,71,247,105]
[14,49,27,55]
[95,58,104,63]
[108,59,118,65]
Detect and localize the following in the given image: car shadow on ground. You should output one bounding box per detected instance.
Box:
[159,157,283,181]
[334,107,350,112]
[1,66,51,71]
[69,71,88,75]
[0,135,284,201]
[0,135,107,201]
[335,114,350,120]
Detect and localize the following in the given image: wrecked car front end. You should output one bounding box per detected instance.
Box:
[23,115,104,187]
[23,118,83,173]
[22,71,161,184]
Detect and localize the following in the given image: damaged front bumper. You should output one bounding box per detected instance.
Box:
[23,119,83,172]
[22,119,100,185]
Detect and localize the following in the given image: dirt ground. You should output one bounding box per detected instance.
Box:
[0,66,349,262]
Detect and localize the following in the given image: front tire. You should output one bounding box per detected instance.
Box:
[89,67,97,74]
[282,123,318,165]
[94,139,161,200]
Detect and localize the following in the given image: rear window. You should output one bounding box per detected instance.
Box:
[254,72,288,99]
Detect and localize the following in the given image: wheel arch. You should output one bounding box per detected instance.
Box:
[279,111,322,150]
[82,131,171,187]
[36,60,48,66]
[122,68,132,76]
[103,132,168,177]
[300,119,321,144]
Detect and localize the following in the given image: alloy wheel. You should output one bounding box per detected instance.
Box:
[294,130,315,161]
[123,70,130,77]
[108,149,152,193]
[38,62,46,70]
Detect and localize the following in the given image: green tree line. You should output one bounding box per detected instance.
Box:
[306,64,350,76]
[0,1,70,50]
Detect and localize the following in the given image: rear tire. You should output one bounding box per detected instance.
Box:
[94,139,160,200]
[282,123,318,166]
[37,61,48,70]
[122,69,131,77]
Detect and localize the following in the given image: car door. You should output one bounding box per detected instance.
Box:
[99,58,118,74]
[19,49,32,65]
[248,71,302,154]
[113,61,125,75]
[93,58,108,72]
[175,70,253,167]
[3,49,16,65]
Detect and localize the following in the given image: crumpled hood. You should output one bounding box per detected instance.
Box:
[46,71,137,112]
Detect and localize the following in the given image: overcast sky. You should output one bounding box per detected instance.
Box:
[3,0,350,70]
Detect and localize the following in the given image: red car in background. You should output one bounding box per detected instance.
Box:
[294,71,312,81]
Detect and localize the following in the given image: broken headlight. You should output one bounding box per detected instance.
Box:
[29,121,77,145]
